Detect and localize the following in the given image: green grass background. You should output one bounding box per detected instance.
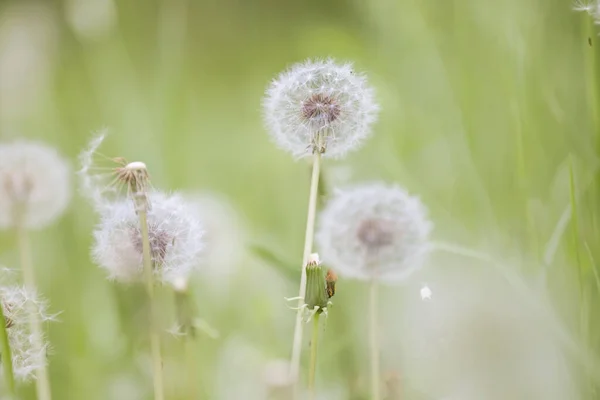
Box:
[0,0,600,398]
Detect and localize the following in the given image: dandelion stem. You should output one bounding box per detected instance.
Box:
[0,299,15,396]
[290,151,322,386]
[369,278,380,400]
[308,313,320,398]
[136,199,165,400]
[15,214,51,400]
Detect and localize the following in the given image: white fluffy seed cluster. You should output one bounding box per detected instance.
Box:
[263,59,379,159]
[316,183,432,282]
[92,191,205,284]
[0,140,71,229]
[0,285,52,382]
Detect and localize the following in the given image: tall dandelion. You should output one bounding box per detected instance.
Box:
[0,140,71,400]
[316,183,432,400]
[80,134,204,400]
[263,58,379,387]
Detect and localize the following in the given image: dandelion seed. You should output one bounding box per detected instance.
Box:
[263,58,379,159]
[420,285,432,300]
[316,183,432,282]
[0,285,54,382]
[0,140,71,229]
[92,191,205,284]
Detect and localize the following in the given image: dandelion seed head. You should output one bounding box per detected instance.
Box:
[0,285,53,382]
[316,183,432,282]
[0,140,71,229]
[263,58,379,159]
[92,191,205,284]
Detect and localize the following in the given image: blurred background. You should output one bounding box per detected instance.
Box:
[0,0,599,398]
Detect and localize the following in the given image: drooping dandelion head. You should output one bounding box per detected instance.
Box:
[263,58,379,159]
[0,140,71,229]
[92,191,205,284]
[78,132,152,212]
[316,183,432,282]
[0,285,53,382]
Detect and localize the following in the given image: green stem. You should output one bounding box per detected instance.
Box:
[289,152,322,387]
[0,299,15,396]
[308,313,320,398]
[175,288,199,398]
[369,279,380,400]
[16,217,51,400]
[184,337,199,399]
[137,202,165,400]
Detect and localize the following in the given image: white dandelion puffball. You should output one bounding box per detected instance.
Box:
[317,183,432,281]
[263,58,379,159]
[92,191,205,284]
[0,285,52,382]
[0,140,71,229]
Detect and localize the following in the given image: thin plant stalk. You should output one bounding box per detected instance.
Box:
[289,151,322,383]
[308,313,321,399]
[369,278,380,400]
[0,300,15,396]
[184,338,199,399]
[174,287,200,398]
[15,213,51,400]
[136,198,165,400]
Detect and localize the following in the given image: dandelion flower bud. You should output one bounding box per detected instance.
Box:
[263,58,379,159]
[304,253,330,313]
[92,191,205,284]
[0,140,71,229]
[0,285,53,382]
[316,183,432,282]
